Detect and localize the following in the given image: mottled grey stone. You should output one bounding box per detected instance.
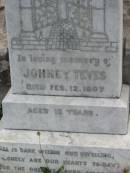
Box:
[2,85,129,134]
[0,121,130,173]
[123,48,130,85]
[5,0,123,97]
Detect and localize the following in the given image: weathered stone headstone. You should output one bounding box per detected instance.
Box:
[0,0,130,172]
[2,0,129,134]
[5,0,123,97]
[2,1,129,133]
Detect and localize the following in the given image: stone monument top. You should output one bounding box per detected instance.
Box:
[6,0,122,97]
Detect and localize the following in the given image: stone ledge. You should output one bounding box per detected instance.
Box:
[2,85,129,134]
[0,120,130,173]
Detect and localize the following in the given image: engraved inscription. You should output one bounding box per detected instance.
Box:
[0,144,125,173]
[17,53,115,94]
[23,68,106,81]
[11,0,118,52]
[27,106,97,117]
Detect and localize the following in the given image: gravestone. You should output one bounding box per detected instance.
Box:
[0,0,130,172]
[5,0,122,97]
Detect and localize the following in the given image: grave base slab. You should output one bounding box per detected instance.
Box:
[0,122,130,173]
[2,85,129,134]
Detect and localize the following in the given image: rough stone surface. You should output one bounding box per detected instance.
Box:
[124,0,130,49]
[0,0,7,61]
[123,0,130,86]
[123,48,130,85]
[0,121,130,173]
[0,0,5,7]
[0,0,10,110]
[5,0,123,97]
[2,85,129,134]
